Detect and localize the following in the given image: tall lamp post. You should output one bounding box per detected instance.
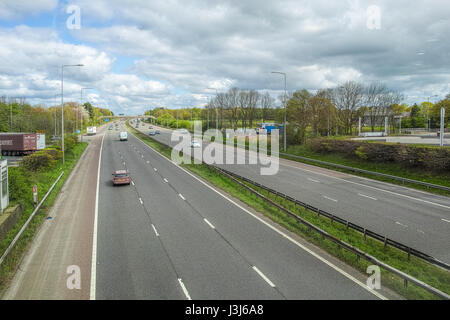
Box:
[271,71,287,152]
[61,64,84,164]
[80,87,93,142]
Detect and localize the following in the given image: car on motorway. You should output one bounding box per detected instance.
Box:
[175,128,189,134]
[149,130,156,136]
[119,132,128,141]
[149,126,153,129]
[155,130,160,134]
[190,139,201,148]
[112,170,131,186]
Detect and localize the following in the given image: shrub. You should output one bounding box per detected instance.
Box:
[305,138,450,173]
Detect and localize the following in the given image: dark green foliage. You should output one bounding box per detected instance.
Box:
[307,138,450,172]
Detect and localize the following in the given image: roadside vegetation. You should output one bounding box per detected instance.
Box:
[127,122,450,300]
[0,99,113,138]
[0,136,88,295]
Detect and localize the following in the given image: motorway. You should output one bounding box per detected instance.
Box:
[95,123,389,299]
[3,122,397,299]
[135,123,450,264]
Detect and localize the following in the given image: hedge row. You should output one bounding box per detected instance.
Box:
[307,139,450,172]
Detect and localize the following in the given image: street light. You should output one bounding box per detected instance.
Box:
[80,87,93,142]
[271,71,287,152]
[61,64,84,164]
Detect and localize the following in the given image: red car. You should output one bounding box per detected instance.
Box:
[112,170,131,185]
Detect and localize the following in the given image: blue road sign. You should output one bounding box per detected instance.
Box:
[105,118,109,122]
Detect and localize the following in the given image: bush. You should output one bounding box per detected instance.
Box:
[306,138,450,172]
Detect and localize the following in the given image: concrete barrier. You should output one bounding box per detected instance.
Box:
[0,204,24,242]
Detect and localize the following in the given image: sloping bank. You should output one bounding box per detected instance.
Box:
[0,141,88,295]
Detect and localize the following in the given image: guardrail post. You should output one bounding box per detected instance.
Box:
[363,229,367,240]
[346,221,349,230]
[408,248,411,261]
[404,279,408,288]
[317,208,320,217]
[384,236,387,248]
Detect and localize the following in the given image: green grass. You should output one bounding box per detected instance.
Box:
[0,142,88,296]
[127,121,450,300]
[283,144,450,196]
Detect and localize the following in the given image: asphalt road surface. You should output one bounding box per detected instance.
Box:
[137,123,450,264]
[94,124,389,299]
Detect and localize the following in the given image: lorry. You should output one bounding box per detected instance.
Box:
[256,123,283,134]
[36,133,46,150]
[0,133,37,156]
[87,126,97,135]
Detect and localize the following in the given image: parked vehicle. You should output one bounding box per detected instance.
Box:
[87,126,97,135]
[112,170,131,185]
[119,132,128,141]
[0,133,37,156]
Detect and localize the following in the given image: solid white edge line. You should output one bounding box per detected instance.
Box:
[442,219,450,223]
[131,181,135,186]
[252,266,276,287]
[130,131,388,300]
[178,278,191,300]
[163,178,168,183]
[139,197,143,204]
[151,224,159,237]
[179,193,186,201]
[204,218,215,229]
[90,135,104,300]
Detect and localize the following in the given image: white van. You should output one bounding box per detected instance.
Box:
[119,132,128,141]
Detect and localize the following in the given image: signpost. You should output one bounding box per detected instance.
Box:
[33,185,38,208]
[440,107,445,147]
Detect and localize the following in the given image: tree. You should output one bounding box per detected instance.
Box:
[286,89,311,144]
[333,81,364,135]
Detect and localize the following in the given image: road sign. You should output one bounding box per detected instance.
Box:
[76,130,80,134]
[105,118,109,122]
[33,185,38,208]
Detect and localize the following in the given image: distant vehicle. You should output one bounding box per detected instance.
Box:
[149,126,153,129]
[190,140,201,148]
[109,127,113,130]
[0,133,37,156]
[256,123,282,134]
[155,130,160,134]
[149,131,156,136]
[119,132,128,141]
[36,134,46,150]
[112,170,130,186]
[175,129,189,134]
[87,126,97,135]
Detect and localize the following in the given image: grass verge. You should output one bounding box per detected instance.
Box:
[127,123,450,300]
[0,142,88,296]
[283,144,450,196]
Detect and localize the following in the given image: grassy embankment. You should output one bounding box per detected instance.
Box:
[127,123,450,300]
[0,142,88,295]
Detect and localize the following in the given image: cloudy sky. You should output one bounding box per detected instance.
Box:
[0,0,449,115]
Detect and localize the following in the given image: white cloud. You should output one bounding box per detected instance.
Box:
[0,0,58,20]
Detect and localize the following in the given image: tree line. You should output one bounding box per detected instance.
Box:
[146,81,449,144]
[0,97,114,140]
